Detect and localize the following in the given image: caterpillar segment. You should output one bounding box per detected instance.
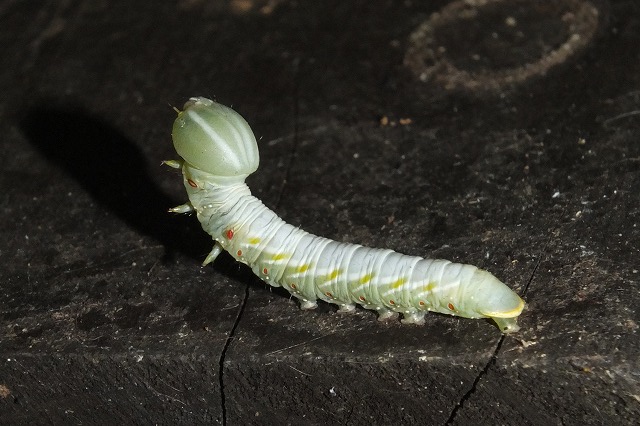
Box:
[169,97,525,333]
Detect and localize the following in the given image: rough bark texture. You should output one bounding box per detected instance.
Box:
[1,0,638,424]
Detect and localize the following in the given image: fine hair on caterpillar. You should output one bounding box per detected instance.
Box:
[166,97,525,333]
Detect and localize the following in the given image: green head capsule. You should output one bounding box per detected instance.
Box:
[172,97,259,182]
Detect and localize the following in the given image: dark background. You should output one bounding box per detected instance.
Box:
[0,0,638,424]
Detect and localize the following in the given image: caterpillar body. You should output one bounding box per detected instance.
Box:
[168,97,525,333]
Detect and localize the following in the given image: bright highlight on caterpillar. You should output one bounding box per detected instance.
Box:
[166,97,525,333]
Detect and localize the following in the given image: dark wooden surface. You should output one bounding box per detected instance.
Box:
[1,0,638,424]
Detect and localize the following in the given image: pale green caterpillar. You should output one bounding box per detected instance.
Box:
[167,97,525,333]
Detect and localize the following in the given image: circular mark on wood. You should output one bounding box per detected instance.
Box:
[404,0,600,91]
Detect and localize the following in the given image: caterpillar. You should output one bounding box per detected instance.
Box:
[167,97,525,333]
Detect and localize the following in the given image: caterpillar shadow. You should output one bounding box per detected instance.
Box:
[20,102,296,329]
[20,104,212,264]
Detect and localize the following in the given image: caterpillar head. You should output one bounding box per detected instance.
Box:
[172,97,259,184]
[467,269,525,333]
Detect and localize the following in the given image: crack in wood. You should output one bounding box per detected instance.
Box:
[444,244,544,424]
[219,58,302,426]
[218,284,249,426]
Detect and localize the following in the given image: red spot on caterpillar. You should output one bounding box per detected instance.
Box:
[290,283,297,290]
[448,303,455,311]
[263,268,268,275]
[419,301,426,306]
[389,300,395,305]
[226,229,234,239]
[325,291,333,298]
[359,296,366,302]
[187,179,197,188]
[237,250,242,257]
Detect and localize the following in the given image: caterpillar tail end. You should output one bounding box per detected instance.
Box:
[491,316,521,334]
[486,300,524,333]
[485,296,525,333]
